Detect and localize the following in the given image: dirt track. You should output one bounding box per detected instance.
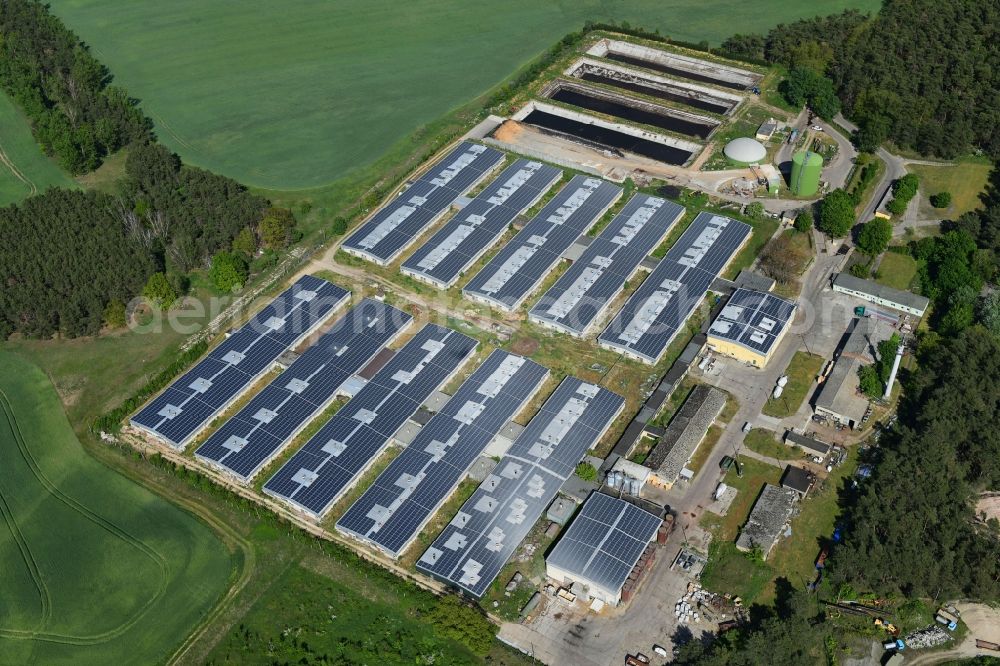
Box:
[904,603,1000,665]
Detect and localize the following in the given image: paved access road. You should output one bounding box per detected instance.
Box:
[667,227,849,538]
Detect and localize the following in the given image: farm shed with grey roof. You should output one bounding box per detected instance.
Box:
[735,484,797,559]
[646,385,726,485]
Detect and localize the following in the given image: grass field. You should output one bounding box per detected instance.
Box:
[49,0,878,190]
[0,91,77,206]
[762,351,825,418]
[908,157,993,218]
[700,448,856,604]
[768,449,857,591]
[206,562,483,664]
[0,352,232,665]
[743,428,798,460]
[874,251,919,291]
[700,457,782,603]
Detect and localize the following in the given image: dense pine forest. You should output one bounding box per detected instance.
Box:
[722,0,1000,157]
[0,1,277,339]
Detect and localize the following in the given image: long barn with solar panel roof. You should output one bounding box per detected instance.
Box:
[707,288,795,367]
[417,377,624,597]
[130,275,348,449]
[263,324,479,519]
[401,159,561,289]
[336,350,548,558]
[463,175,623,311]
[599,212,751,364]
[529,193,685,337]
[341,141,504,266]
[195,298,412,482]
[545,491,663,606]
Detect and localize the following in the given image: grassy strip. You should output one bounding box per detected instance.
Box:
[743,429,798,460]
[688,424,724,475]
[91,340,208,433]
[762,351,825,418]
[724,216,780,279]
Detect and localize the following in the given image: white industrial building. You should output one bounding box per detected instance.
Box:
[832,273,929,317]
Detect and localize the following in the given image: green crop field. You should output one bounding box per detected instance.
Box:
[0,92,77,207]
[49,0,878,190]
[0,352,232,665]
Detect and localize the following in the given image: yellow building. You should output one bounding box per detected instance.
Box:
[707,288,796,367]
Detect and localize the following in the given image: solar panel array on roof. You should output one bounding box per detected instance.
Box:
[337,350,548,558]
[130,275,348,449]
[599,212,751,364]
[463,175,623,311]
[417,377,625,597]
[401,160,561,289]
[529,194,685,336]
[342,142,505,265]
[709,288,795,355]
[195,299,412,481]
[263,324,478,519]
[546,492,661,600]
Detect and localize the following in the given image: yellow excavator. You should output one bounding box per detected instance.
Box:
[875,618,899,636]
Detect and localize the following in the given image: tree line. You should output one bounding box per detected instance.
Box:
[830,327,1000,600]
[0,0,151,173]
[0,138,279,338]
[0,2,298,339]
[722,1,1000,158]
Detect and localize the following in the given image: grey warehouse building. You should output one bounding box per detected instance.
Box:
[599,212,751,364]
[545,491,662,606]
[529,193,685,337]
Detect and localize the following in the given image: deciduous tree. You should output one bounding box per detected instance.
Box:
[857,364,881,398]
[794,210,813,233]
[818,189,855,237]
[857,218,892,256]
[210,251,249,293]
[260,207,299,249]
[143,272,176,311]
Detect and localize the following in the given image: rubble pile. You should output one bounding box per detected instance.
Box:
[904,625,951,650]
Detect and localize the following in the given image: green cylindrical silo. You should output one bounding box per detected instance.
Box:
[790,150,822,196]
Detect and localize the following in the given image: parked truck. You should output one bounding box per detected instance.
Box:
[935,608,959,631]
[882,639,905,652]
